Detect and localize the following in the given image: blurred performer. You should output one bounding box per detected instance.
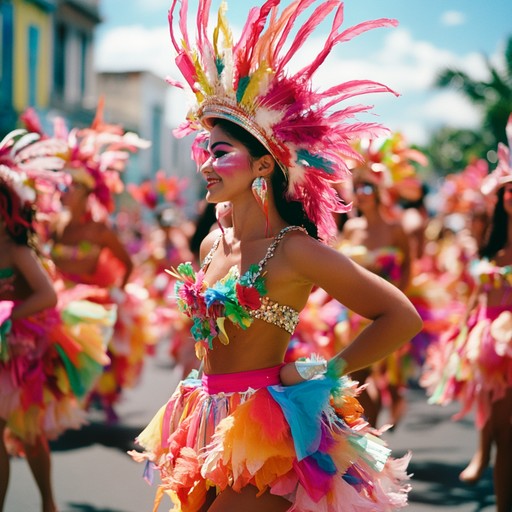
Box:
[22,105,153,424]
[0,129,109,512]
[423,118,512,512]
[338,134,424,428]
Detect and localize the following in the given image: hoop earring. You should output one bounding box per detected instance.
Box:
[252,176,270,237]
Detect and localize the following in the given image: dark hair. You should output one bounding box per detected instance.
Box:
[211,119,318,239]
[0,182,36,246]
[190,202,217,256]
[479,187,508,259]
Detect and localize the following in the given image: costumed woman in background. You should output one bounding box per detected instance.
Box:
[338,135,417,428]
[22,105,154,424]
[127,172,198,377]
[0,129,109,512]
[422,116,512,512]
[129,2,422,511]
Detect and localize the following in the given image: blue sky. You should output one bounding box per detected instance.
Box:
[94,1,512,145]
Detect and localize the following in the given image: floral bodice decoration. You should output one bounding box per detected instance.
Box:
[171,262,267,356]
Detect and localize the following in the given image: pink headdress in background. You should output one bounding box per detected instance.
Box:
[21,100,150,218]
[437,159,490,216]
[127,170,188,226]
[167,0,399,241]
[348,132,427,205]
[481,113,512,196]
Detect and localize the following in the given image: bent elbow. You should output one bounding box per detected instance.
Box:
[46,289,58,309]
[405,306,423,339]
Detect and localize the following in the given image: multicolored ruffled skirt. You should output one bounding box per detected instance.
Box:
[130,365,411,511]
[0,298,113,444]
[93,281,158,410]
[421,304,512,428]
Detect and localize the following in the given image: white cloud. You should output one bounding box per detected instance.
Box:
[440,11,466,27]
[94,17,490,145]
[94,25,174,77]
[414,91,481,127]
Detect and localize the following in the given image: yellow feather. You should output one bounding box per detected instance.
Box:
[240,62,272,108]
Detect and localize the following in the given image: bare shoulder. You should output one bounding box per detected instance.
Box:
[342,216,366,234]
[279,230,350,284]
[199,228,223,262]
[10,244,41,272]
[10,243,33,260]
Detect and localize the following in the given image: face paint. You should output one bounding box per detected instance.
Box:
[209,142,252,176]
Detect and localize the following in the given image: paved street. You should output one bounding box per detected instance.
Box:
[5,346,495,512]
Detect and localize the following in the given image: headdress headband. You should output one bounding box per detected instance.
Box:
[168,0,398,241]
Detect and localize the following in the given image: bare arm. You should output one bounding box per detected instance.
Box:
[100,225,134,288]
[392,223,412,292]
[10,247,57,320]
[280,234,422,384]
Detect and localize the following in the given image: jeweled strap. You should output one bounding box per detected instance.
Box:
[252,225,307,280]
[200,233,223,271]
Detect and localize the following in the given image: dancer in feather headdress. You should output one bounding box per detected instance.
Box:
[421,115,512,512]
[129,2,422,511]
[0,128,110,512]
[21,104,154,424]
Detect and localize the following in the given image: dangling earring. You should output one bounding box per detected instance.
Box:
[252,176,270,237]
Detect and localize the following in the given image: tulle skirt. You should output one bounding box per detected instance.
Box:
[130,365,411,512]
[421,304,512,428]
[0,298,113,444]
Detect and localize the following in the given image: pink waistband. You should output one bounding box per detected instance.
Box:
[202,364,284,394]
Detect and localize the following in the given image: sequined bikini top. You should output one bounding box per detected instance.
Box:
[171,226,305,356]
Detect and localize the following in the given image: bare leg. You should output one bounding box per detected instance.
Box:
[491,389,512,512]
[23,436,58,512]
[389,384,407,429]
[197,488,217,512]
[0,420,9,512]
[351,368,381,428]
[459,420,492,483]
[207,485,290,512]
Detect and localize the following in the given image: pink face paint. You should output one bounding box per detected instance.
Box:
[209,143,251,176]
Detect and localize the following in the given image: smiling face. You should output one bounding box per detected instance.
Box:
[200,124,255,204]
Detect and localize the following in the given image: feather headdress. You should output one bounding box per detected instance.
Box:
[21,101,150,216]
[349,132,427,204]
[481,113,512,196]
[0,129,67,236]
[127,170,187,211]
[168,0,399,241]
[437,158,489,215]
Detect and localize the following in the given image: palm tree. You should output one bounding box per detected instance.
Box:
[435,35,512,149]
